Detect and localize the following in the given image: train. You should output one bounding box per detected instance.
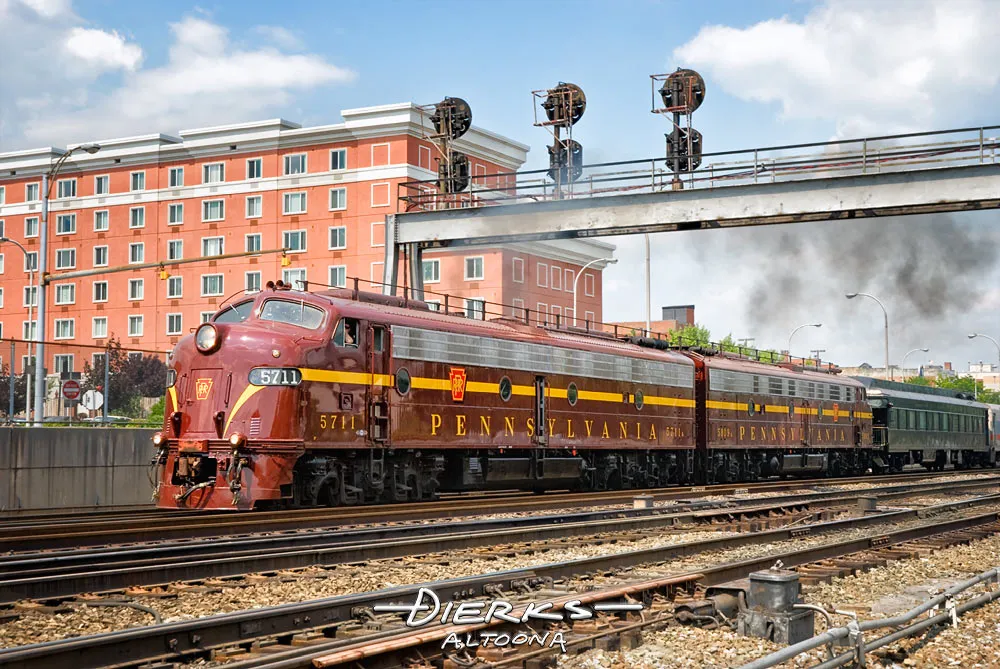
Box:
[152,283,999,510]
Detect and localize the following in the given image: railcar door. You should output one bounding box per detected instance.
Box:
[366,324,391,444]
[534,375,548,446]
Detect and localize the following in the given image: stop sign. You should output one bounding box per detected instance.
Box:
[61,379,81,400]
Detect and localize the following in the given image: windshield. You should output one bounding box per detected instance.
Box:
[259,299,325,330]
[214,300,254,323]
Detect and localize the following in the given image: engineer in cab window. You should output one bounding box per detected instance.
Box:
[334,318,360,347]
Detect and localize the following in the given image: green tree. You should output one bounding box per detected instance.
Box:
[903,376,933,386]
[666,323,712,347]
[0,364,28,419]
[902,374,999,403]
[82,336,167,418]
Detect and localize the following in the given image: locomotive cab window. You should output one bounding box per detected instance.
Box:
[214,300,254,324]
[373,327,385,352]
[260,299,324,330]
[333,317,360,347]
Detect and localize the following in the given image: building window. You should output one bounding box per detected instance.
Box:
[203,163,225,184]
[54,319,75,339]
[25,183,39,202]
[584,273,595,297]
[551,265,562,291]
[466,298,486,320]
[130,171,145,191]
[93,281,108,303]
[128,278,144,301]
[166,313,183,336]
[94,175,109,195]
[55,248,76,269]
[22,321,37,340]
[168,203,183,225]
[246,195,262,218]
[283,268,306,290]
[330,149,346,171]
[23,285,37,307]
[564,268,574,291]
[0,252,3,274]
[202,199,225,222]
[54,283,75,305]
[512,257,524,283]
[371,221,385,247]
[585,310,595,323]
[0,288,4,308]
[465,256,484,281]
[92,317,108,339]
[201,274,224,296]
[283,192,307,214]
[93,210,109,231]
[167,239,183,261]
[94,246,108,267]
[284,153,307,175]
[283,229,306,253]
[512,297,525,318]
[129,206,145,228]
[200,312,214,323]
[56,179,76,199]
[423,259,441,283]
[370,182,390,207]
[551,305,562,321]
[202,236,224,256]
[167,276,184,300]
[129,243,144,264]
[168,167,184,188]
[167,276,183,299]
[329,187,346,210]
[537,262,549,288]
[328,265,346,288]
[426,300,441,312]
[56,213,76,234]
[328,226,347,250]
[245,271,262,293]
[128,315,144,337]
[53,354,74,373]
[245,233,261,253]
[418,146,431,169]
[246,158,262,180]
[25,251,38,272]
[0,186,4,204]
[25,216,39,237]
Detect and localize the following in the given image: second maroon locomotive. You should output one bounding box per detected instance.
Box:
[153,284,873,510]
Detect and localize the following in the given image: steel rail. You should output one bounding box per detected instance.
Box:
[2,476,996,603]
[7,505,994,669]
[0,469,985,550]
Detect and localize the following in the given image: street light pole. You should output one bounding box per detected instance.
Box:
[968,333,1000,370]
[34,144,101,424]
[846,292,890,381]
[787,323,822,354]
[900,347,930,377]
[572,257,617,327]
[0,238,34,418]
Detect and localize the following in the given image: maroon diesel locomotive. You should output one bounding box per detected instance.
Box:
[153,284,873,510]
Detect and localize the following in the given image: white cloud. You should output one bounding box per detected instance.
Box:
[252,25,304,51]
[0,7,355,148]
[64,27,143,71]
[674,0,1000,137]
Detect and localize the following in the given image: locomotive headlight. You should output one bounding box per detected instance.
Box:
[195,323,220,353]
[152,432,164,446]
[229,432,246,447]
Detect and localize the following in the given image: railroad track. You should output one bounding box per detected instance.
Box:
[0,469,992,550]
[1,477,996,602]
[2,491,1000,669]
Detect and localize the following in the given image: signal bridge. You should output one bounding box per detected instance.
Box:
[382,125,1000,296]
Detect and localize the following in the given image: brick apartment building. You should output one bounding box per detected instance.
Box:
[0,103,614,375]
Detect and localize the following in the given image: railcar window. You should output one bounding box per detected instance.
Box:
[499,377,512,402]
[942,413,950,431]
[806,382,816,399]
[907,411,915,430]
[332,318,360,347]
[830,386,841,401]
[787,380,796,396]
[768,378,783,395]
[373,327,385,352]
[214,300,254,323]
[395,368,411,395]
[567,382,578,406]
[752,376,760,394]
[889,409,897,428]
[747,400,756,416]
[634,390,644,410]
[918,412,927,430]
[260,299,324,329]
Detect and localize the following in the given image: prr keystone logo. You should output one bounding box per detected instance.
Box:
[374,587,643,652]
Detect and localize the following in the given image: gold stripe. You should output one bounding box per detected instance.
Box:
[224,384,265,435]
[411,377,450,391]
[578,389,626,403]
[167,386,178,413]
[300,369,392,386]
[706,400,743,411]
[466,381,499,393]
[645,396,697,408]
[837,410,851,418]
[764,405,790,414]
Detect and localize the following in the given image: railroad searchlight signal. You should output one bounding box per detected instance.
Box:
[420,96,474,195]
[533,82,587,196]
[651,68,706,184]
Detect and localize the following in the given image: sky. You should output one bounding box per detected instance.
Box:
[1,0,998,369]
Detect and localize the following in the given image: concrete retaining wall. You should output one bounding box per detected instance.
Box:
[0,428,157,512]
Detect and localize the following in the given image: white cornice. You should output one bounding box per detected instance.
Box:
[424,238,617,266]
